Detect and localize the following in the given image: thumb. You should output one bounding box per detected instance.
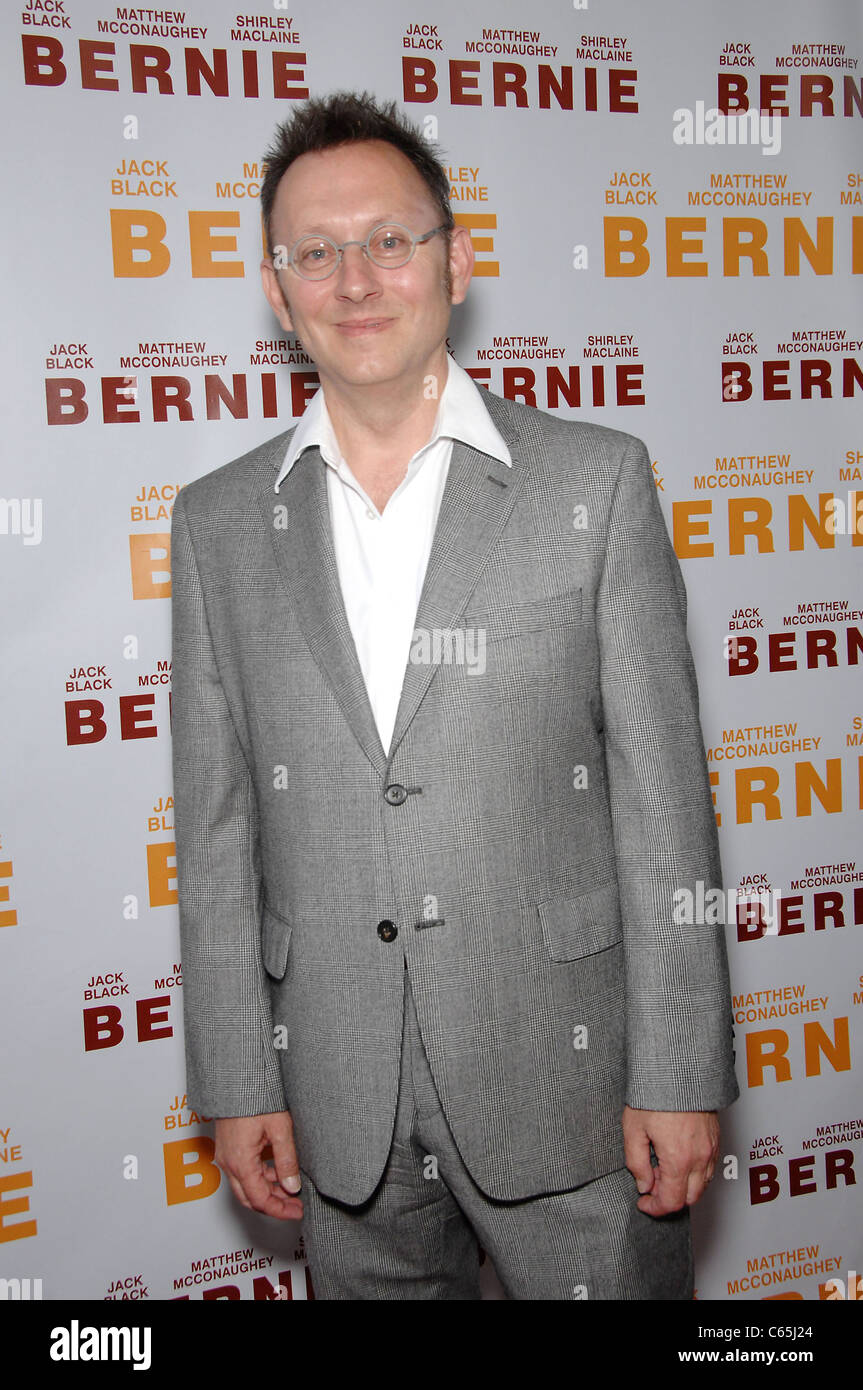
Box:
[269,1115,302,1195]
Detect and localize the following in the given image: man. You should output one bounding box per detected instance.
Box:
[171,92,739,1300]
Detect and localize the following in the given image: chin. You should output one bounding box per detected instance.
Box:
[336,357,407,385]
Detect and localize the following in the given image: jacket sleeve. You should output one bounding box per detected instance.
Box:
[170,488,288,1117]
[595,435,739,1112]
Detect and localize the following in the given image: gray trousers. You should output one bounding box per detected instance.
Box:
[299,969,693,1300]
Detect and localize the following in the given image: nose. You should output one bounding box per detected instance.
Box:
[333,241,381,299]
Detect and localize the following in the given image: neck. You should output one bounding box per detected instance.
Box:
[320,348,449,477]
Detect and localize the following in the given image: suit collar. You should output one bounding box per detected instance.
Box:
[273,357,512,493]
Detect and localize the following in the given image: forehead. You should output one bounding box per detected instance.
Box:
[271,139,436,236]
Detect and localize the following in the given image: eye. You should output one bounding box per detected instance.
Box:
[295,238,335,268]
[370,226,410,256]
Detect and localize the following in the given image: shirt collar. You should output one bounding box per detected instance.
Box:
[273,357,511,492]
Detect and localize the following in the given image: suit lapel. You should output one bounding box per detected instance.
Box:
[386,431,528,760]
[261,395,531,771]
[263,443,388,774]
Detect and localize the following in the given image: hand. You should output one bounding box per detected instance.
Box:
[214,1111,304,1221]
[622,1105,719,1216]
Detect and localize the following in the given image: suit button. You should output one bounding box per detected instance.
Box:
[377,919,398,942]
[384,783,407,805]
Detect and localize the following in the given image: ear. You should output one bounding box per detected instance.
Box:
[447,224,474,305]
[260,257,295,332]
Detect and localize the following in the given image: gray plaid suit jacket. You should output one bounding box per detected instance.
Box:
[170,388,739,1206]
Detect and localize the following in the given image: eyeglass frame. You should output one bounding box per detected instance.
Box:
[273,222,450,280]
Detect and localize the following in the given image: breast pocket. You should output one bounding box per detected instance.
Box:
[461,587,582,677]
[463,587,582,639]
[536,882,622,962]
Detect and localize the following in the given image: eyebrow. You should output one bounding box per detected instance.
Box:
[291,213,424,240]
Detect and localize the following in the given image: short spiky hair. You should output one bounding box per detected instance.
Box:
[260,91,454,255]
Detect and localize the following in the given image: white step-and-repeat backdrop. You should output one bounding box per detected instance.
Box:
[1,0,861,1302]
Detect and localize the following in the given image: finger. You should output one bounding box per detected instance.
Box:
[637,1161,689,1216]
[261,1160,305,1216]
[624,1125,656,1196]
[269,1118,303,1196]
[257,1176,304,1220]
[685,1168,710,1206]
[261,1187,305,1221]
[240,1157,297,1215]
[220,1144,298,1219]
[243,1173,304,1221]
[684,1149,718,1206]
[224,1170,254,1212]
[682,1130,719,1207]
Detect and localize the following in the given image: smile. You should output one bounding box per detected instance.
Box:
[334,318,394,335]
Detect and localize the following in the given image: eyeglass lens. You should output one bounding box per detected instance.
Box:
[291,224,418,278]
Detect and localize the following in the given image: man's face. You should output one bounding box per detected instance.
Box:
[260,140,473,398]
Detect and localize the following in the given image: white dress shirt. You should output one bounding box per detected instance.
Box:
[273,357,511,754]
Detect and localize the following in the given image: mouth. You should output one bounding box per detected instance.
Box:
[334,317,394,336]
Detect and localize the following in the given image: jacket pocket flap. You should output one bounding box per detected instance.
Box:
[462,586,582,639]
[261,903,292,980]
[537,883,622,962]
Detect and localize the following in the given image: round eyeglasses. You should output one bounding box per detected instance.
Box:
[278,223,448,280]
